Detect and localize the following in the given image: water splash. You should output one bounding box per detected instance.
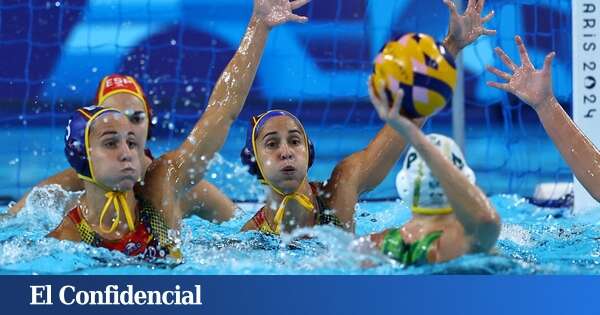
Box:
[2,193,600,274]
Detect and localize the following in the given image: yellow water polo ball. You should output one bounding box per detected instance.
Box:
[370,33,457,118]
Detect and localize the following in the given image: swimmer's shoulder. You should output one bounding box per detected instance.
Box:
[134,154,181,226]
[143,153,171,187]
[142,151,183,193]
[55,168,85,191]
[308,181,332,207]
[47,212,82,242]
[240,216,259,232]
[240,207,267,232]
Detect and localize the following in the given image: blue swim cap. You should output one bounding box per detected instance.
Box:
[64,106,122,182]
[240,110,314,180]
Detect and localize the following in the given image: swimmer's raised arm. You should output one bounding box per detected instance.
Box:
[441,0,496,57]
[348,91,427,197]
[487,36,600,201]
[8,168,83,215]
[322,0,496,230]
[372,90,500,253]
[323,98,423,230]
[148,1,310,213]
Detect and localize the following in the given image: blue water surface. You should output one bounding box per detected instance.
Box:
[1,186,597,275]
[0,122,587,275]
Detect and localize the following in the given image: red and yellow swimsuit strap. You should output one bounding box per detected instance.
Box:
[251,207,277,235]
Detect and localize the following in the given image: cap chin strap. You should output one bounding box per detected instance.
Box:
[79,175,136,234]
[260,178,315,235]
[252,111,315,235]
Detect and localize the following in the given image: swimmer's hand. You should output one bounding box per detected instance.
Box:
[253,0,310,28]
[442,0,496,57]
[368,80,415,133]
[486,35,557,110]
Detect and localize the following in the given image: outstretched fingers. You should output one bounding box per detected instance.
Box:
[290,0,310,10]
[487,65,511,81]
[443,0,460,17]
[475,0,486,12]
[543,51,556,74]
[486,81,511,93]
[483,28,497,36]
[515,35,533,68]
[288,14,308,23]
[465,0,475,12]
[481,10,495,23]
[494,47,518,72]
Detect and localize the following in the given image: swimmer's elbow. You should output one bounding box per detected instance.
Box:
[240,219,258,232]
[480,206,501,229]
[331,156,361,186]
[473,210,501,253]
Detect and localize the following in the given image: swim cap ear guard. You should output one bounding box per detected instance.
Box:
[240,110,315,180]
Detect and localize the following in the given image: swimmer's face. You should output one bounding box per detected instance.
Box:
[88,112,142,191]
[100,93,148,144]
[255,116,309,194]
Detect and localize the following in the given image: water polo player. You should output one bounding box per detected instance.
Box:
[49,107,183,260]
[9,0,311,223]
[486,36,600,203]
[239,0,495,236]
[10,74,236,222]
[366,98,500,264]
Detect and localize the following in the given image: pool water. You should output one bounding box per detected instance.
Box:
[1,185,598,275]
[0,121,589,274]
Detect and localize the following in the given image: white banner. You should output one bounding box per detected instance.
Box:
[573,1,600,213]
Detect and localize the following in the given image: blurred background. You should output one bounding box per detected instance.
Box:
[0,0,572,202]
